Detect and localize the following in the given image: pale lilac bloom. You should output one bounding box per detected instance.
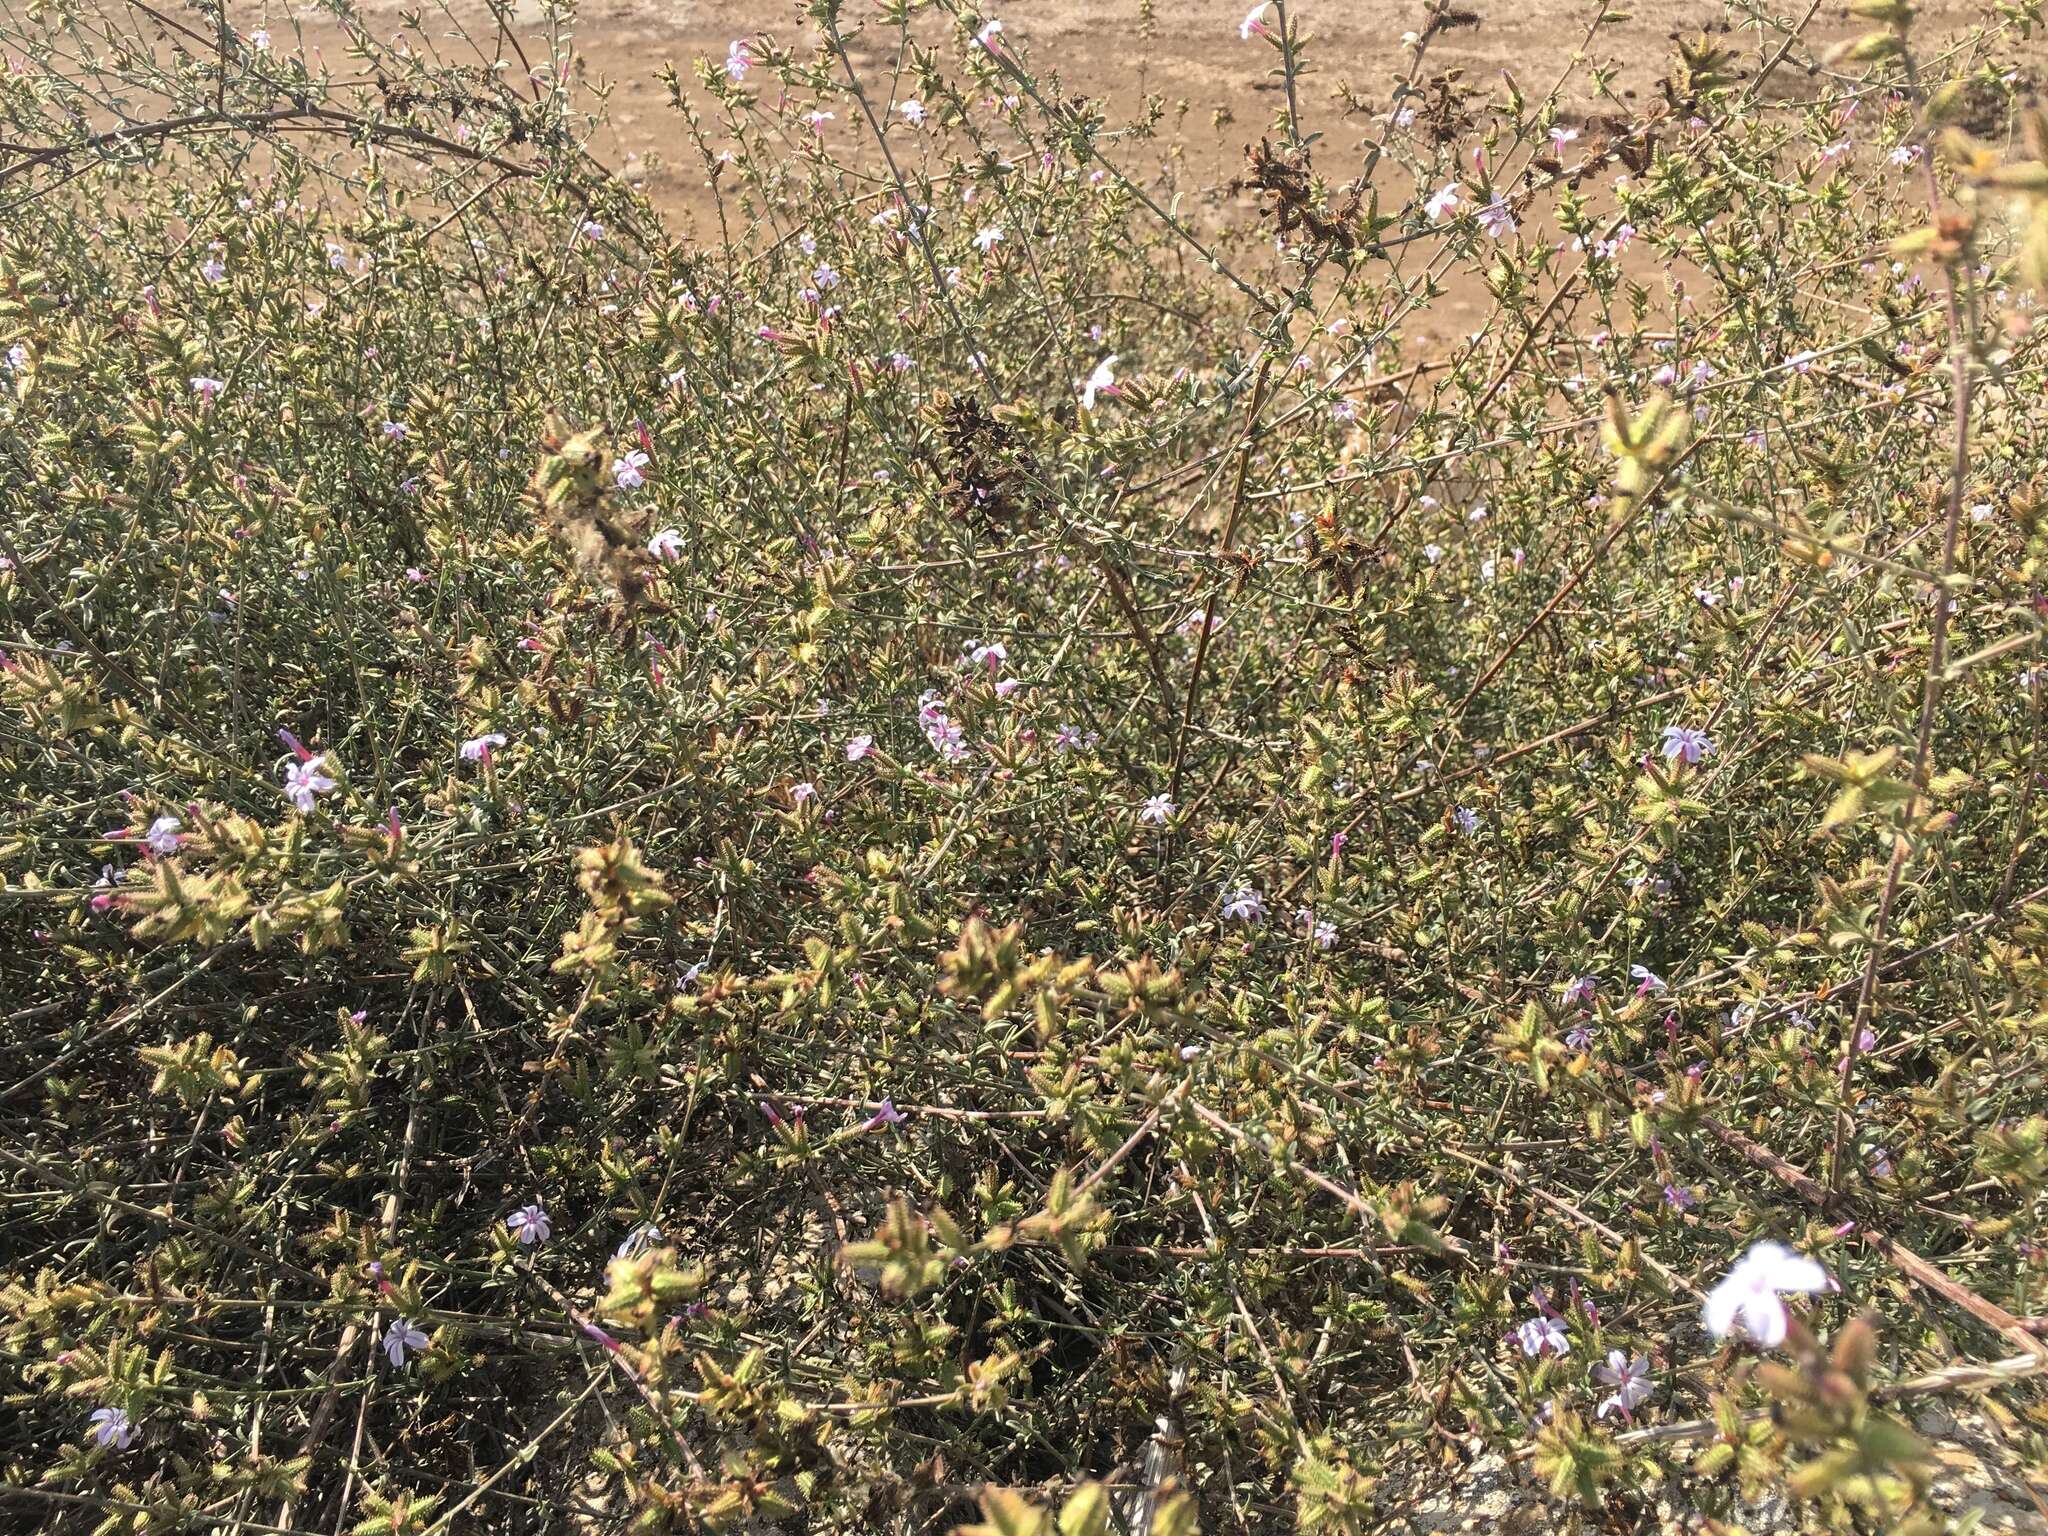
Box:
[1549,125,1579,148]
[1309,917,1337,949]
[1454,805,1480,835]
[1594,1352,1653,1419]
[846,734,874,761]
[200,255,226,283]
[863,1099,907,1131]
[1221,886,1265,923]
[144,815,183,855]
[1869,1148,1894,1179]
[1562,974,1598,1007]
[1138,794,1175,825]
[506,1203,551,1245]
[613,450,650,491]
[1424,183,1461,222]
[1663,1183,1695,1210]
[190,376,225,401]
[88,1407,136,1449]
[975,18,1005,51]
[899,99,927,126]
[1080,355,1119,410]
[248,28,270,50]
[383,1317,430,1366]
[791,781,816,804]
[1477,197,1516,240]
[968,641,1008,671]
[1702,1242,1830,1346]
[1515,1315,1569,1358]
[381,420,408,442]
[724,39,755,80]
[648,528,684,561]
[1565,1022,1596,1051]
[1630,964,1666,995]
[460,733,507,763]
[615,1222,664,1259]
[1661,724,1712,764]
[282,755,336,813]
[1239,3,1272,40]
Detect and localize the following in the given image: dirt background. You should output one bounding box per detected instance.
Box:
[257,0,2013,232]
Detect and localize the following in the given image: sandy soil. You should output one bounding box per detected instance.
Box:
[259,0,2008,231]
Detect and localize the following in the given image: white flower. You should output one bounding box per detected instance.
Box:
[282,755,336,813]
[899,99,927,126]
[248,28,271,51]
[1515,1315,1569,1357]
[1703,1241,1830,1346]
[1549,125,1579,148]
[144,815,183,855]
[1221,886,1265,923]
[615,1222,664,1259]
[460,732,507,762]
[724,39,755,80]
[1238,2,1271,39]
[648,528,684,562]
[1661,723,1713,764]
[383,1317,430,1366]
[1593,1351,1653,1419]
[506,1203,551,1245]
[613,449,650,491]
[975,18,1004,50]
[1138,793,1175,825]
[1424,182,1461,222]
[89,1406,137,1449]
[1080,354,1119,410]
[973,225,1004,254]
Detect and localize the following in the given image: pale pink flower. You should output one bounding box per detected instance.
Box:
[1238,3,1272,39]
[460,732,507,763]
[724,39,755,80]
[648,528,684,561]
[144,815,183,856]
[1138,793,1175,825]
[1594,1352,1653,1419]
[506,1203,551,1245]
[1703,1242,1829,1346]
[1424,183,1461,222]
[845,734,874,761]
[282,755,335,813]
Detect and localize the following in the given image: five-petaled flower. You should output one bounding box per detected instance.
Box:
[1221,886,1265,923]
[973,225,1005,254]
[1080,355,1119,410]
[899,99,927,126]
[1630,964,1666,995]
[381,420,408,441]
[1476,197,1516,240]
[461,733,507,763]
[1662,723,1713,764]
[648,528,684,562]
[1515,1314,1569,1358]
[89,1406,136,1450]
[1593,1351,1653,1419]
[282,755,336,814]
[190,376,225,402]
[1703,1241,1829,1346]
[846,734,874,761]
[1138,793,1175,826]
[613,450,650,491]
[725,39,755,80]
[863,1099,906,1131]
[1454,805,1480,835]
[383,1317,430,1367]
[145,815,183,855]
[507,1203,551,1246]
[1424,183,1461,222]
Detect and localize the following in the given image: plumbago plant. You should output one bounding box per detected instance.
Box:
[5,0,2048,1528]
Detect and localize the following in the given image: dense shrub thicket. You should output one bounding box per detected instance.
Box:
[5,0,2048,1530]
